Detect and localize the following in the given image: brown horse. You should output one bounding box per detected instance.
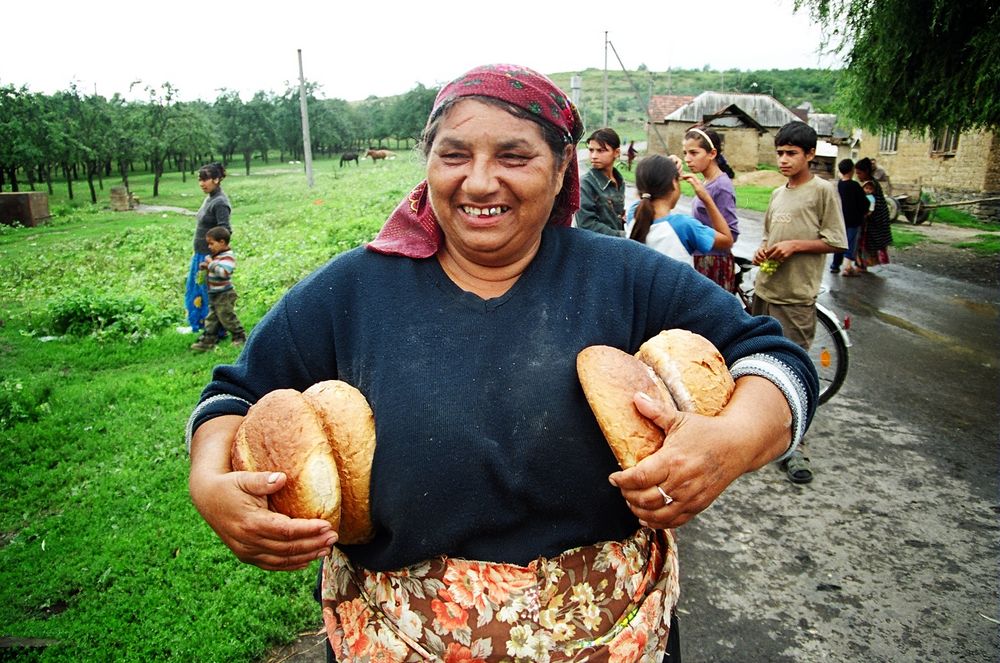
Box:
[365,149,395,162]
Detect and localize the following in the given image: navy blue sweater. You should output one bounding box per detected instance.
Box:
[193,226,816,570]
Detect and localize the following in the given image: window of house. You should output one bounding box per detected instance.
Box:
[879,131,898,153]
[931,127,960,154]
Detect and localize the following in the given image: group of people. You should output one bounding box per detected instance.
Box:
[184,162,245,351]
[185,64,844,662]
[830,156,894,276]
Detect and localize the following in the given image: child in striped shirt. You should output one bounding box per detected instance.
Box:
[190,226,246,351]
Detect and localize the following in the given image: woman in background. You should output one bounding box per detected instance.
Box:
[682,127,740,291]
[854,157,893,270]
[185,162,232,333]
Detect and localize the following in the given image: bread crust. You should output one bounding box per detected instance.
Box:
[232,389,342,530]
[302,381,376,544]
[636,330,735,416]
[577,345,675,468]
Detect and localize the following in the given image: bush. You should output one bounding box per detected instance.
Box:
[0,378,51,429]
[42,289,177,341]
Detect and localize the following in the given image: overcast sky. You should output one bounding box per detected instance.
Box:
[3,0,841,102]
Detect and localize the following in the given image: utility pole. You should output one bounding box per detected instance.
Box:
[602,31,608,126]
[297,49,314,188]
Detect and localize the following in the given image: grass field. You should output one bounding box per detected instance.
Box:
[0,154,426,661]
[1,149,994,661]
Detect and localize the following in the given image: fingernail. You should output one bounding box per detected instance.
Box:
[608,475,619,487]
[267,472,281,484]
[316,549,330,559]
[636,392,652,402]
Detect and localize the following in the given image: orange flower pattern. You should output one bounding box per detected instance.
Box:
[322,528,678,662]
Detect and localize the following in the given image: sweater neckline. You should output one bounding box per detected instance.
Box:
[425,232,551,312]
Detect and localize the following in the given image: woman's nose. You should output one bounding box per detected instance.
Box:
[462,158,500,196]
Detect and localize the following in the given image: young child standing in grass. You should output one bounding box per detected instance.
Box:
[190,226,246,351]
[752,122,847,484]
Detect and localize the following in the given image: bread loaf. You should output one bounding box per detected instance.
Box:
[302,381,376,544]
[576,345,675,468]
[233,389,342,530]
[577,331,735,468]
[232,381,377,544]
[636,330,735,416]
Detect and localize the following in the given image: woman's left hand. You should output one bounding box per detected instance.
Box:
[608,379,789,530]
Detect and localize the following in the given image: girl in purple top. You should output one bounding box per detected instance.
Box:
[683,127,740,292]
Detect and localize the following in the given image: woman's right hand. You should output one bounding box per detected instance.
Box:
[188,415,338,571]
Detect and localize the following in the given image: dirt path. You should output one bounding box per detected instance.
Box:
[132,204,194,215]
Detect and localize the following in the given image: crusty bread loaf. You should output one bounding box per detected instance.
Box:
[577,345,676,468]
[302,381,376,544]
[232,389,342,530]
[636,330,735,416]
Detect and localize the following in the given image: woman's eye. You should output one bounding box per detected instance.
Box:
[499,154,530,165]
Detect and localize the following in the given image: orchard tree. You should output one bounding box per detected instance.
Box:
[135,82,179,197]
[795,0,1000,132]
[388,83,437,142]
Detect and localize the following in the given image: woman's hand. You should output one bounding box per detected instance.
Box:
[189,415,338,571]
[608,376,791,530]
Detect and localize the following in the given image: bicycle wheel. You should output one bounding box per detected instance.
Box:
[810,308,849,404]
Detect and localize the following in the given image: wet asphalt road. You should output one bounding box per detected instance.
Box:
[672,204,1000,662]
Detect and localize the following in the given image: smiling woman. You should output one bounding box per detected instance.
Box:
[186,63,819,663]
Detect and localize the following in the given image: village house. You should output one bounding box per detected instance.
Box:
[847,128,1000,220]
[646,91,809,172]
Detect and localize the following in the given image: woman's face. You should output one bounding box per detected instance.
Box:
[682,138,716,174]
[199,176,219,194]
[856,168,872,183]
[426,99,570,267]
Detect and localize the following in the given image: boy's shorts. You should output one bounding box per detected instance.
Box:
[750,296,817,351]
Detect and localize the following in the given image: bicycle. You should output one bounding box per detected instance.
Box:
[733,256,851,405]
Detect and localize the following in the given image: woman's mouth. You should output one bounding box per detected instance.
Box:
[461,205,509,218]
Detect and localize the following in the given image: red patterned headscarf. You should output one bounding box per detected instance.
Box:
[367,64,584,258]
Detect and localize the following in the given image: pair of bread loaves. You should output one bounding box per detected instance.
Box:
[231,380,376,545]
[577,329,735,469]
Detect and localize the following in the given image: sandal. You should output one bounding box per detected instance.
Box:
[781,451,814,484]
[842,267,859,277]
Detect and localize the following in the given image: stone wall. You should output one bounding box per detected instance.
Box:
[868,129,998,195]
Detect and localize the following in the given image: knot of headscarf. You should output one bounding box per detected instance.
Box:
[367,64,584,258]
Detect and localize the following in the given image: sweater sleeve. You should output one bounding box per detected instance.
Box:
[639,257,818,450]
[185,284,333,450]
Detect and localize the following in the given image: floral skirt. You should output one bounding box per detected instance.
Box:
[321,528,679,662]
[693,254,736,293]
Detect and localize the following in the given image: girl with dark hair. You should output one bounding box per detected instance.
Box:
[683,127,741,291]
[186,162,232,333]
[626,154,734,264]
[853,157,893,270]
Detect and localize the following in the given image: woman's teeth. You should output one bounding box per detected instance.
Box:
[462,206,508,217]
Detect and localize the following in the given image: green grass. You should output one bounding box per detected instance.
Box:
[0,153,425,661]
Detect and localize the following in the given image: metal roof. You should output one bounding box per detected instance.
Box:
[662,91,803,128]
